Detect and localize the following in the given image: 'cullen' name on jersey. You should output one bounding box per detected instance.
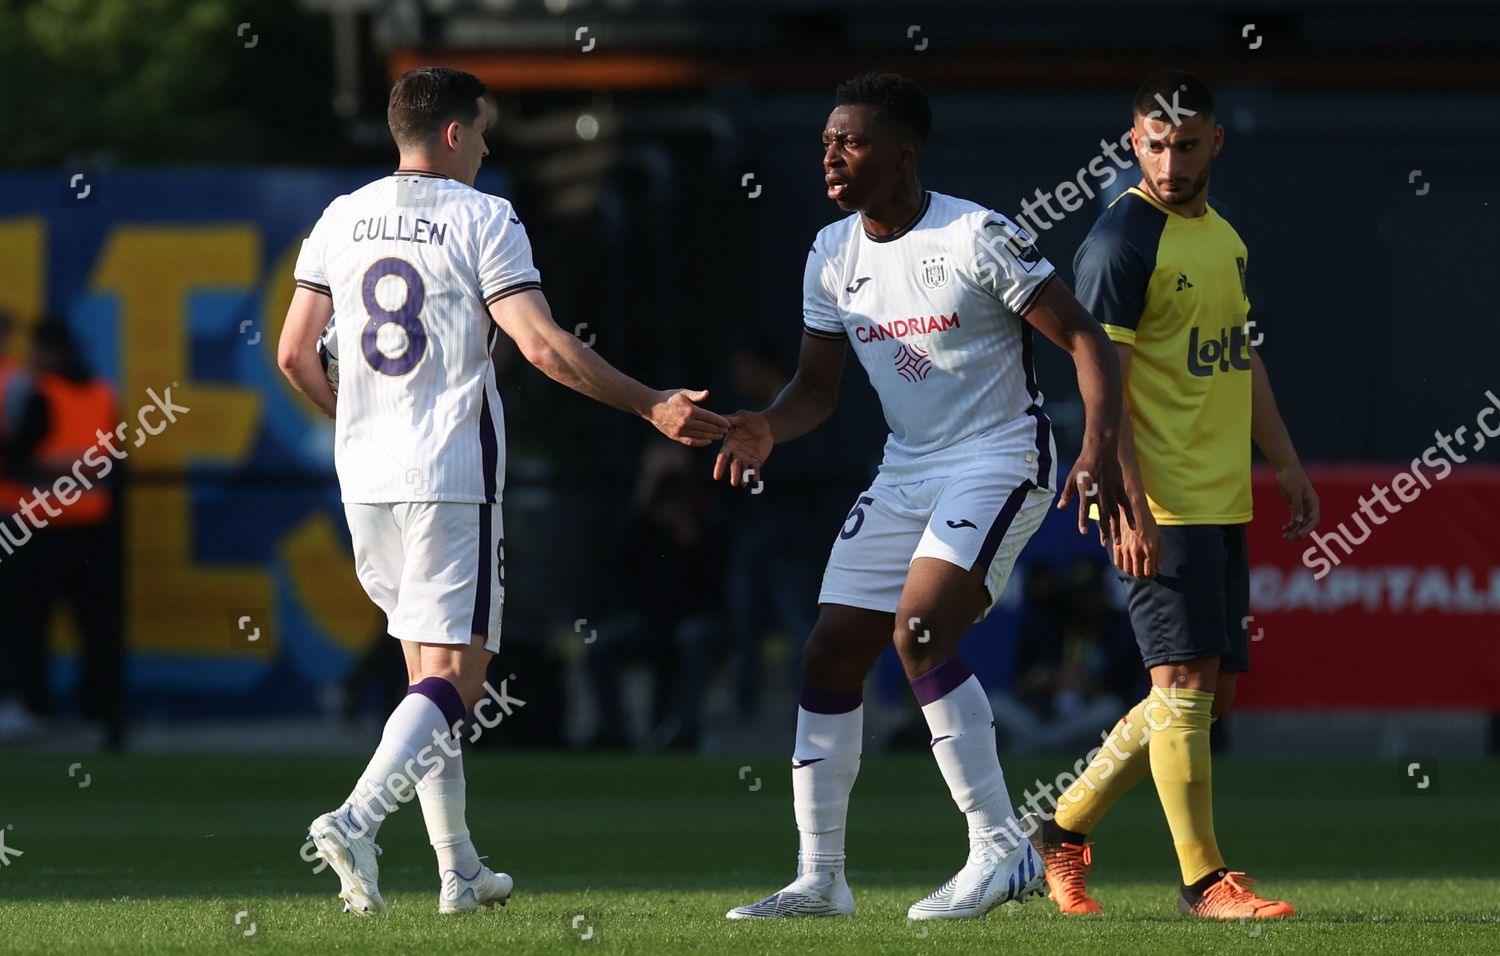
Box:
[353,215,448,245]
[855,313,959,344]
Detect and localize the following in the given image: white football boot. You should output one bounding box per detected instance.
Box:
[725,870,855,919]
[439,864,515,915]
[308,810,387,916]
[907,841,1044,920]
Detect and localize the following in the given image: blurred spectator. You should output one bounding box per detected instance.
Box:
[6,320,125,749]
[722,337,821,718]
[0,312,51,740]
[583,444,726,750]
[991,558,1145,754]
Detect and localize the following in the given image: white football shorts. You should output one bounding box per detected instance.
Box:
[818,464,1055,620]
[345,501,504,652]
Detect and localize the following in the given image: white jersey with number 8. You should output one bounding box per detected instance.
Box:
[294,171,540,504]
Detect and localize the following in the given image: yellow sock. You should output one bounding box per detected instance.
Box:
[1145,686,1225,884]
[1053,696,1155,835]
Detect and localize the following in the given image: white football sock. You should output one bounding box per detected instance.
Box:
[417,726,482,877]
[916,663,1020,851]
[792,698,863,874]
[339,689,456,841]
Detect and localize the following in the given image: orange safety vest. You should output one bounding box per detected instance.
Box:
[0,356,33,515]
[31,372,117,527]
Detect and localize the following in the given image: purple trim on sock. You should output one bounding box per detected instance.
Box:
[799,687,863,715]
[409,676,465,730]
[910,657,973,707]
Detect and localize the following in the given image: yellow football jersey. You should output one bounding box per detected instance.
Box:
[1074,186,1253,525]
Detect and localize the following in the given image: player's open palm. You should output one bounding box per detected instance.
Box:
[714,410,774,487]
[649,389,731,447]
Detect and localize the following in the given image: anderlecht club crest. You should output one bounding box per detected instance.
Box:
[920,255,949,290]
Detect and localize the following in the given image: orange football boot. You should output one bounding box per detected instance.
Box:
[1180,871,1295,919]
[1034,838,1103,914]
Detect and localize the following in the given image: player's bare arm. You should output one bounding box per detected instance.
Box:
[713,333,846,487]
[1110,342,1163,577]
[1021,280,1133,542]
[1250,346,1318,539]
[489,288,729,448]
[277,286,338,419]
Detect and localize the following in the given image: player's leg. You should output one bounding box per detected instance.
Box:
[1146,654,1225,894]
[1037,524,1224,914]
[389,502,511,914]
[903,475,1054,920]
[1174,525,1290,919]
[793,604,893,863]
[725,603,890,919]
[406,633,514,914]
[727,483,915,920]
[336,634,477,847]
[1033,689,1154,913]
[311,501,506,915]
[308,502,404,915]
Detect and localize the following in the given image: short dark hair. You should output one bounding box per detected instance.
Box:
[1133,70,1214,123]
[835,72,932,143]
[388,67,488,149]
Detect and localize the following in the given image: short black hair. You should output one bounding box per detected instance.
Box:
[1133,70,1215,123]
[835,72,932,143]
[388,67,488,150]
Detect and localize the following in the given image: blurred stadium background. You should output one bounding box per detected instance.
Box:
[3,0,1499,778]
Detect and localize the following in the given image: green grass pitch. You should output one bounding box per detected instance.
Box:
[1,752,1496,953]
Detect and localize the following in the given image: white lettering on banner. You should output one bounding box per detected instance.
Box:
[1251,565,1500,614]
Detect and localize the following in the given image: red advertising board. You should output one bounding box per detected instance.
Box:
[1240,464,1500,710]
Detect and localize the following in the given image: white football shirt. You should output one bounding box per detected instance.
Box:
[294,171,540,503]
[803,190,1058,488]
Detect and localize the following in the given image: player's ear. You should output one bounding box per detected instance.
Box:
[1211,123,1225,156]
[900,137,921,171]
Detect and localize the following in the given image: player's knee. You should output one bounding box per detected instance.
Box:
[801,625,865,693]
[801,638,855,692]
[891,615,941,673]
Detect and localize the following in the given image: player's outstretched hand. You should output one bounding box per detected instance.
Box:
[713,410,774,488]
[1276,463,1320,540]
[1057,449,1134,546]
[649,389,730,447]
